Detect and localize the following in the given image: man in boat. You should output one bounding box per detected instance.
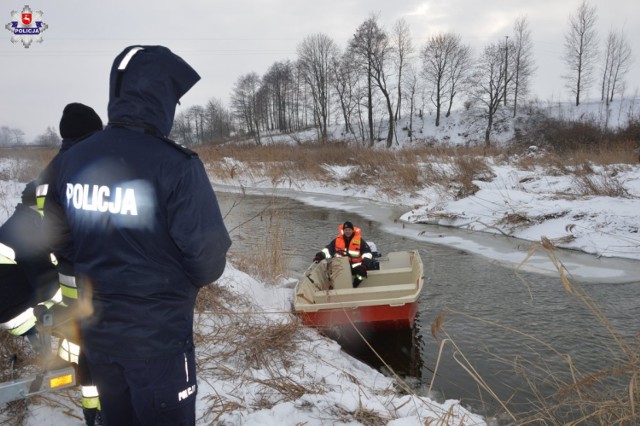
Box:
[313,221,374,288]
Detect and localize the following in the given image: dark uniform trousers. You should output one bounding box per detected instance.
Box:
[84,346,198,426]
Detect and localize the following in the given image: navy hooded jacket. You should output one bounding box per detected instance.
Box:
[44,46,231,358]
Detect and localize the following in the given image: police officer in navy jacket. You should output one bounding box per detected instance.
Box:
[44,45,232,426]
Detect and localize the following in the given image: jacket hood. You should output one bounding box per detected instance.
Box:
[107,45,200,137]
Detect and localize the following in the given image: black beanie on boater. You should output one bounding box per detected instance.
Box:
[59,103,103,139]
[343,221,354,230]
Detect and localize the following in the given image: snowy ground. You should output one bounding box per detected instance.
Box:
[10,261,485,426]
[0,167,487,425]
[2,99,639,424]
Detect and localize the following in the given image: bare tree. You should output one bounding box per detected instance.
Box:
[0,126,26,145]
[1,126,20,146]
[231,72,262,145]
[263,61,294,133]
[172,111,193,145]
[331,52,360,138]
[402,63,420,143]
[445,41,472,119]
[349,15,380,146]
[204,98,232,142]
[188,105,205,144]
[34,126,61,147]
[563,0,599,106]
[470,42,508,147]
[511,16,535,117]
[421,32,464,127]
[601,28,633,105]
[392,18,413,122]
[297,33,338,143]
[351,15,396,147]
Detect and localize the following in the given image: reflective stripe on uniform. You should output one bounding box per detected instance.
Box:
[58,338,80,364]
[36,183,49,212]
[49,288,64,305]
[60,285,78,300]
[347,249,360,258]
[82,385,99,399]
[1,308,36,336]
[59,273,78,301]
[0,242,16,264]
[81,395,101,410]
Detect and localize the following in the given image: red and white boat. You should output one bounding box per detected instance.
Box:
[293,250,424,331]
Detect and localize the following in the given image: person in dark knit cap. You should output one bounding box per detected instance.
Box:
[58,102,103,152]
[313,221,373,288]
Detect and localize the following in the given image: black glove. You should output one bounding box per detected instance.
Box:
[21,181,37,206]
[353,264,367,278]
[363,258,374,270]
[313,252,324,263]
[33,304,51,324]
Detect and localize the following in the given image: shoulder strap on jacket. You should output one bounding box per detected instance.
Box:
[108,122,198,159]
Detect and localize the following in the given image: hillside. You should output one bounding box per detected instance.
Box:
[232,98,640,148]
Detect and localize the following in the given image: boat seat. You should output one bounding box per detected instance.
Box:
[370,266,413,275]
[332,282,416,295]
[312,283,417,303]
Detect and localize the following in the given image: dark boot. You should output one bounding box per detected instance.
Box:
[83,408,103,426]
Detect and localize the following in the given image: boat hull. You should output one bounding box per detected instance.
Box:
[298,300,419,331]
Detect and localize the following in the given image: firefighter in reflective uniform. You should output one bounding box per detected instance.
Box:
[0,240,58,346]
[35,102,104,425]
[0,181,59,349]
[1,103,102,425]
[1,238,101,425]
[313,221,374,287]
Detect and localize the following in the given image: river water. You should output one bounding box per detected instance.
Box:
[215,188,640,421]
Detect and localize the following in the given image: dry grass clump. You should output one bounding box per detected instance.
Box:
[194,301,327,422]
[195,282,241,314]
[196,316,302,372]
[448,154,494,199]
[202,142,509,201]
[0,333,35,424]
[227,202,289,285]
[0,147,55,182]
[329,404,389,426]
[573,173,630,198]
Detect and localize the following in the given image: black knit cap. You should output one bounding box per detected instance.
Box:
[343,221,354,230]
[59,103,103,139]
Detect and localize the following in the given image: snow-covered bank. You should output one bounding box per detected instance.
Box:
[194,264,485,425]
[3,260,486,425]
[209,152,640,284]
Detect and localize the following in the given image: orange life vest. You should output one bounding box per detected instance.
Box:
[334,224,363,264]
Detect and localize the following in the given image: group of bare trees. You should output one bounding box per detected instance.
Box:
[1,3,634,147]
[0,126,26,146]
[172,98,233,146]
[226,14,474,147]
[564,0,633,107]
[169,2,632,147]
[227,13,539,147]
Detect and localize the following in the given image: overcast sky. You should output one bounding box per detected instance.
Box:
[2,0,639,141]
